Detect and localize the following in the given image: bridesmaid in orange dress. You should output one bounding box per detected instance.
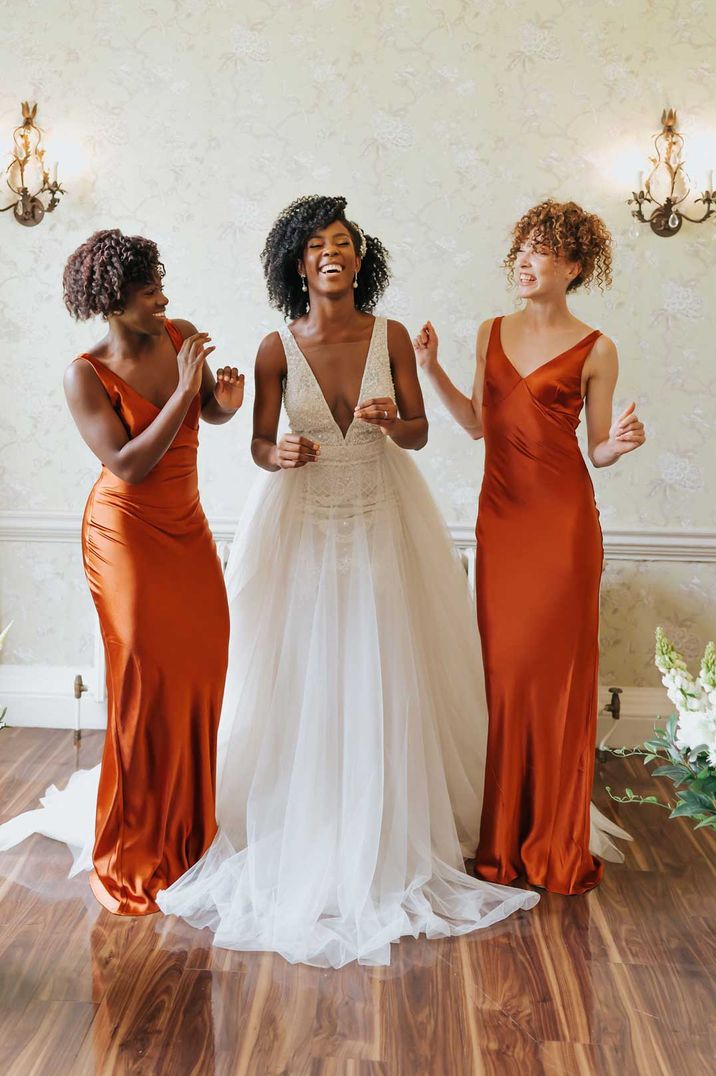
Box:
[414,201,645,894]
[61,229,245,914]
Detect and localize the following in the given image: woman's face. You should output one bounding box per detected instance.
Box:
[113,277,169,335]
[515,233,580,300]
[298,220,361,302]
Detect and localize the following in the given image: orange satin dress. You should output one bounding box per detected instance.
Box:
[78,319,229,915]
[474,316,604,895]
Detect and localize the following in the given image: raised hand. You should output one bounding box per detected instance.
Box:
[214,366,245,412]
[354,396,398,434]
[412,321,439,371]
[609,402,646,456]
[274,434,320,469]
[177,333,215,398]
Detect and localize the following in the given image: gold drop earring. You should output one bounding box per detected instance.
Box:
[301,273,310,313]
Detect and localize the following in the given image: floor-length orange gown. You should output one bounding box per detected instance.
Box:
[474,316,604,895]
[78,319,229,915]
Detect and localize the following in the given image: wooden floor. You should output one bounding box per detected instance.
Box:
[0,729,714,1076]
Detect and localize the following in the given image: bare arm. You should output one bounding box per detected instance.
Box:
[63,334,209,484]
[413,320,487,439]
[584,335,646,468]
[353,320,428,450]
[251,332,320,472]
[172,318,245,425]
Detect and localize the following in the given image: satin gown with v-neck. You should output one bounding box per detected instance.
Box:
[0,320,229,915]
[474,315,608,895]
[157,315,538,967]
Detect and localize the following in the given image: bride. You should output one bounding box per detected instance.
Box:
[0,195,538,967]
[154,195,538,965]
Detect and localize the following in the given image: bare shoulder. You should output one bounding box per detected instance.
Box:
[255,330,286,373]
[386,318,412,350]
[63,356,104,403]
[477,317,496,342]
[590,333,618,364]
[585,333,618,385]
[475,317,497,359]
[169,317,199,339]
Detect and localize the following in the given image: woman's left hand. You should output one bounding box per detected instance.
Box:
[609,402,646,456]
[214,367,245,412]
[354,396,398,434]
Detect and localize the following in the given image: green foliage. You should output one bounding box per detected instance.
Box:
[608,722,716,833]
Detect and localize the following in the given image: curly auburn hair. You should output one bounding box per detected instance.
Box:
[63,229,165,320]
[260,195,390,320]
[504,200,613,292]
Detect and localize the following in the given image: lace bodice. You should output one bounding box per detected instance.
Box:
[280,317,395,450]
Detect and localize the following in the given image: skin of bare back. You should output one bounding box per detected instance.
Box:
[64,279,245,484]
[252,218,428,472]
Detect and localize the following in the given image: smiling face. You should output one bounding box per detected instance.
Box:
[113,277,169,336]
[516,233,581,300]
[298,219,361,303]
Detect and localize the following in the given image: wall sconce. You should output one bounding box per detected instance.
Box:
[628,109,714,237]
[1,102,65,227]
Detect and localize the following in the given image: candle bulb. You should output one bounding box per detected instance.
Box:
[637,170,644,192]
[708,169,714,194]
[52,161,58,185]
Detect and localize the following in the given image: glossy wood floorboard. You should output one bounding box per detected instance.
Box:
[1,727,714,1075]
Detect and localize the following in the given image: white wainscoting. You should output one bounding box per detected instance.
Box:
[1,511,705,739]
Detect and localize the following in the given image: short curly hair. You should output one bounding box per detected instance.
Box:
[63,229,165,320]
[505,200,613,292]
[260,195,390,319]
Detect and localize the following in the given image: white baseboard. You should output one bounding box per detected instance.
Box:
[0,667,671,746]
[0,665,107,730]
[596,686,670,748]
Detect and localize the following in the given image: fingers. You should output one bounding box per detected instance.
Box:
[618,401,636,420]
[412,322,435,349]
[182,333,213,366]
[185,332,211,354]
[216,366,243,384]
[615,408,645,442]
[277,434,320,467]
[354,398,398,425]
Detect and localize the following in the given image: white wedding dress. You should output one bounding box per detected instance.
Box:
[0,316,626,967]
[154,317,539,965]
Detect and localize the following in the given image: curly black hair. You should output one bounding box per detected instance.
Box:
[260,195,390,320]
[63,229,165,320]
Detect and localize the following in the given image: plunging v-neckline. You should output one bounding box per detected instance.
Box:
[79,323,199,430]
[497,317,600,381]
[288,317,378,441]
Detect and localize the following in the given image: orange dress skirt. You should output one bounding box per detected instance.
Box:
[474,317,604,895]
[79,320,229,914]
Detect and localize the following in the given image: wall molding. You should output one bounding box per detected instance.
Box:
[0,511,692,741]
[2,511,716,562]
[0,664,671,746]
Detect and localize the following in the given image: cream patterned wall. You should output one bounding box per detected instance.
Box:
[0,0,714,688]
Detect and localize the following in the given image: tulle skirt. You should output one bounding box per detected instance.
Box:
[156,439,539,965]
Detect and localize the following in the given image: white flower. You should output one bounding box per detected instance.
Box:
[675,712,715,753]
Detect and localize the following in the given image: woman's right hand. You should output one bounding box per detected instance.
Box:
[413,321,439,372]
[177,332,216,398]
[273,434,320,469]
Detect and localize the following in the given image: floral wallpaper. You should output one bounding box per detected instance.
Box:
[0,0,714,682]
